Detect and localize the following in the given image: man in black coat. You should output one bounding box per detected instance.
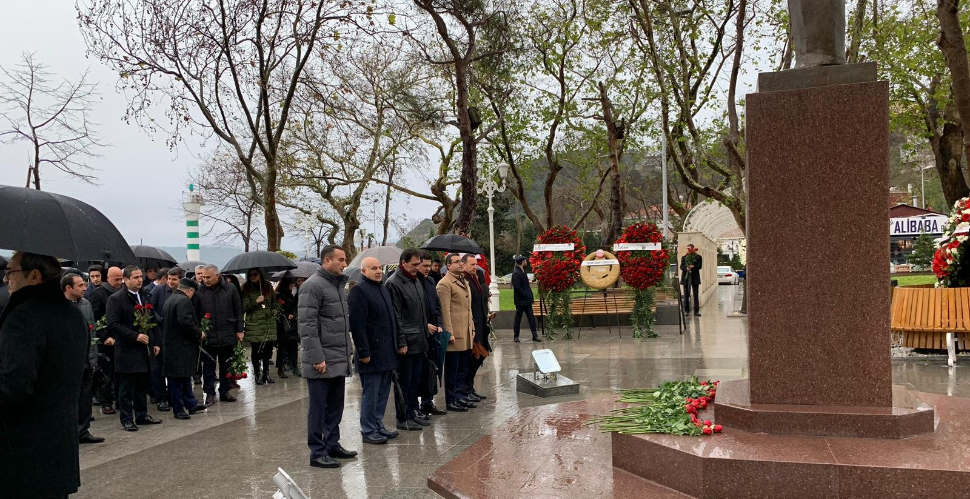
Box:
[417,252,446,416]
[149,268,180,413]
[0,252,87,499]
[462,255,489,404]
[90,266,123,415]
[106,265,163,431]
[197,264,244,403]
[680,244,703,316]
[163,279,205,420]
[385,248,432,431]
[348,257,401,445]
[512,256,539,342]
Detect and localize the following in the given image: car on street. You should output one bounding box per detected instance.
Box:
[717,266,739,285]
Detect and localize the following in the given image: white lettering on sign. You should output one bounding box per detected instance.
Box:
[533,243,575,252]
[889,216,947,237]
[581,259,620,267]
[613,242,661,251]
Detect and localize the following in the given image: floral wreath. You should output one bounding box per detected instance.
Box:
[616,222,668,290]
[933,197,970,287]
[529,225,586,292]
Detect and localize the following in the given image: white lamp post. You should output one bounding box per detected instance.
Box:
[296,210,319,259]
[920,164,934,209]
[478,162,508,311]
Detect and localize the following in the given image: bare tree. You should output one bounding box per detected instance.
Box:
[190,152,265,252]
[0,52,104,190]
[78,0,358,250]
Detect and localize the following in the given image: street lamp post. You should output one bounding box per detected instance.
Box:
[478,162,508,312]
[296,210,318,259]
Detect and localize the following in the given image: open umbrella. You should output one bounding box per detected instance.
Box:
[178,261,207,275]
[222,250,297,274]
[0,255,7,270]
[131,245,178,270]
[272,261,319,280]
[0,185,136,263]
[420,234,483,254]
[343,266,362,283]
[349,245,403,267]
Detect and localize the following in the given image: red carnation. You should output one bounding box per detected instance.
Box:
[703,420,712,426]
[225,373,232,379]
[702,427,713,435]
[241,372,248,379]
[713,425,723,433]
[204,313,211,319]
[135,304,143,311]
[89,324,94,331]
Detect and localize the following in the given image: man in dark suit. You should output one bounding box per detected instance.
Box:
[680,244,703,316]
[0,252,88,499]
[386,248,432,431]
[163,278,205,420]
[512,256,539,342]
[197,265,244,403]
[462,255,489,404]
[106,265,163,431]
[417,251,447,417]
[348,257,400,445]
[89,266,123,415]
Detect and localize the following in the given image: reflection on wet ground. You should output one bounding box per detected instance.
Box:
[76,285,968,498]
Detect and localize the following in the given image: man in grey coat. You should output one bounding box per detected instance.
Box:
[298,245,357,469]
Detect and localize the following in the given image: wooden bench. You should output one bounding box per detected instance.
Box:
[891,286,970,366]
[532,288,636,316]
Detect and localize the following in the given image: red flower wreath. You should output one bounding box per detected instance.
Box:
[933,197,970,287]
[615,222,669,290]
[529,225,586,293]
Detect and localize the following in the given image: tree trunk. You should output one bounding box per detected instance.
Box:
[453,63,478,236]
[382,171,393,246]
[846,0,869,64]
[598,82,625,244]
[937,0,970,195]
[263,162,282,252]
[341,218,360,261]
[938,117,969,205]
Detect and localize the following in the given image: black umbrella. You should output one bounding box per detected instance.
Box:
[420,234,484,254]
[0,254,7,270]
[131,245,178,270]
[178,261,207,275]
[0,185,136,264]
[271,261,319,280]
[222,251,297,274]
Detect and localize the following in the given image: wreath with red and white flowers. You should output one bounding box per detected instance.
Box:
[616,222,669,290]
[933,197,970,288]
[529,225,586,293]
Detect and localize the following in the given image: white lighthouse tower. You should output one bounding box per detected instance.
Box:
[183,184,203,262]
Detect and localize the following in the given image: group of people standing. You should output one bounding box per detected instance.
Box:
[299,246,493,469]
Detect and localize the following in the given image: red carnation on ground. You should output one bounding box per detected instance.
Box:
[713,425,723,433]
[702,427,713,435]
[241,373,248,379]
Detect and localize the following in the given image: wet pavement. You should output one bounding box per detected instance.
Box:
[75,285,970,498]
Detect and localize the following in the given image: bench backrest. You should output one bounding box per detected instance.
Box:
[891,286,970,333]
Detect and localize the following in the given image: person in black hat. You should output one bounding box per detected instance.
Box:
[512,256,539,342]
[163,278,206,420]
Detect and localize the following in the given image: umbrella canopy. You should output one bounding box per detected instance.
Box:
[343,266,362,283]
[222,250,297,274]
[178,261,207,275]
[0,185,136,264]
[349,245,403,267]
[0,254,7,270]
[131,245,178,270]
[298,256,322,264]
[272,261,319,280]
[420,234,484,255]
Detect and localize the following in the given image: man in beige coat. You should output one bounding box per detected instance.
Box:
[436,253,476,412]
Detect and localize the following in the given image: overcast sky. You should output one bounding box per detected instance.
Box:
[0,0,438,259]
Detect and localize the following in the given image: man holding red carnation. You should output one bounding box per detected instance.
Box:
[106,266,163,431]
[680,244,703,316]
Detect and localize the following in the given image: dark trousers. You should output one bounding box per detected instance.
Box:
[168,376,199,414]
[95,344,116,409]
[77,367,93,436]
[683,280,700,313]
[149,350,168,405]
[466,354,484,397]
[307,377,345,459]
[445,350,470,405]
[419,340,441,407]
[117,372,149,423]
[359,370,392,436]
[513,305,538,339]
[394,354,423,423]
[276,337,298,371]
[251,341,274,376]
[201,344,234,397]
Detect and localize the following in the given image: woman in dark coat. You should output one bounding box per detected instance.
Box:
[275,277,301,378]
[162,280,204,418]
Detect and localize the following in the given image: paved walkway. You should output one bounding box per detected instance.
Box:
[75,285,969,498]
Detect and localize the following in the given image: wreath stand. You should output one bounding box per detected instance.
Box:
[576,286,622,339]
[675,275,688,334]
[537,287,547,338]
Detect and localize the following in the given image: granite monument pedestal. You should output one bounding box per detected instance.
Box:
[515,373,580,398]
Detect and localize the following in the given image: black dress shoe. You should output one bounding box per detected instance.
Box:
[396,420,424,431]
[421,404,447,416]
[378,428,399,439]
[694,312,702,316]
[136,415,163,425]
[414,411,431,421]
[188,404,205,414]
[472,391,487,400]
[459,399,477,409]
[174,411,191,420]
[411,416,431,427]
[265,375,275,384]
[361,433,388,445]
[514,337,520,343]
[532,337,542,342]
[79,432,105,444]
[156,402,171,412]
[328,445,358,459]
[255,377,265,386]
[446,403,468,412]
[220,394,237,402]
[121,421,138,432]
[278,370,289,379]
[466,394,482,403]
[309,456,340,468]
